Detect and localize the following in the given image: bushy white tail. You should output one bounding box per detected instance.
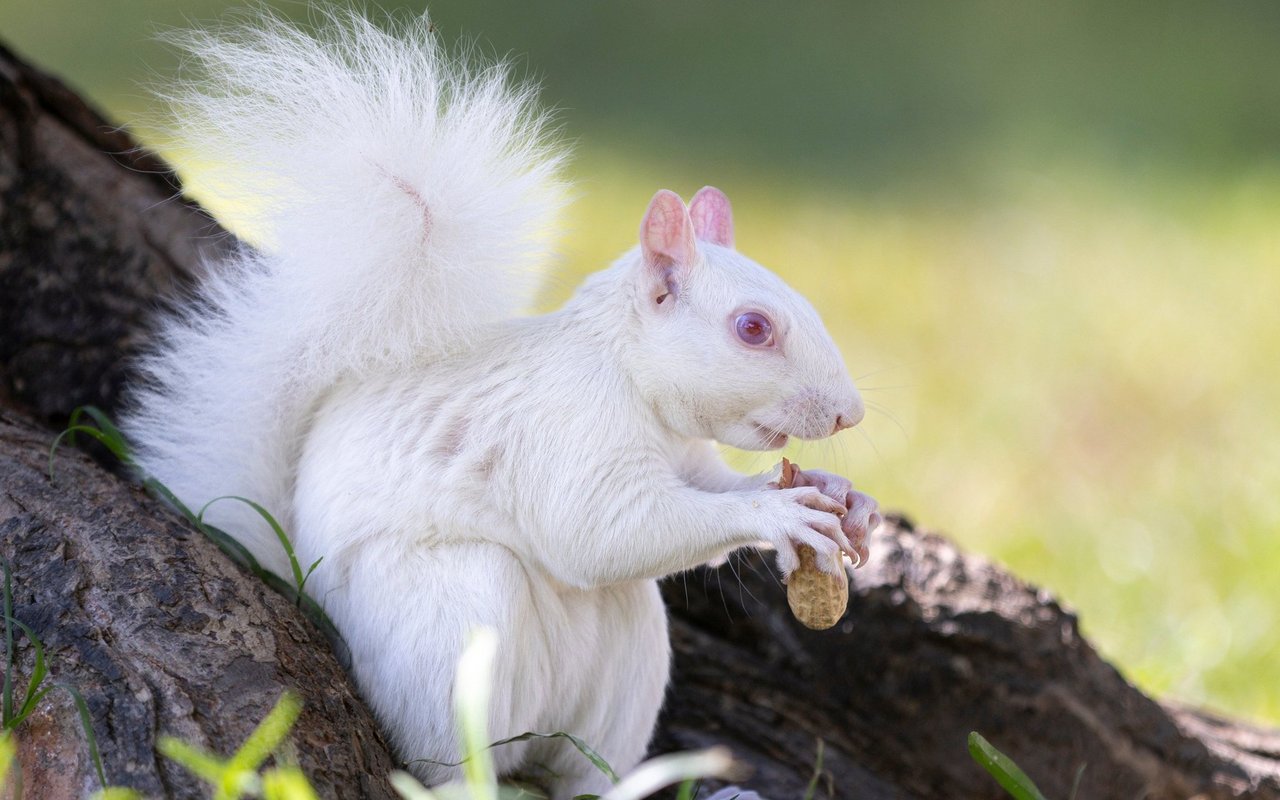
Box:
[124,9,567,574]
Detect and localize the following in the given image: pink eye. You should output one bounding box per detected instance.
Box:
[735,311,774,346]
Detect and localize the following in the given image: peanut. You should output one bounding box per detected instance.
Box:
[778,458,849,630]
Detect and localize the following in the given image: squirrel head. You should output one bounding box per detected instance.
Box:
[623,187,863,451]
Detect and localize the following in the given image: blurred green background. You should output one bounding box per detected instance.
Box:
[3,2,1278,723]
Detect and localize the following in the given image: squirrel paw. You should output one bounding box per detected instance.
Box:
[758,486,846,578]
[772,465,881,568]
[841,486,882,568]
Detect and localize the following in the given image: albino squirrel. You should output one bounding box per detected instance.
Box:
[122,9,880,798]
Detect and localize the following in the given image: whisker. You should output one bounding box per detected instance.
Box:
[857,383,913,392]
[740,547,770,581]
[854,363,913,383]
[748,545,785,590]
[714,564,733,621]
[856,425,888,468]
[865,401,909,441]
[726,551,762,610]
[832,432,852,478]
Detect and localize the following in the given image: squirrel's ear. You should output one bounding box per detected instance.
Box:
[688,186,734,248]
[640,189,698,304]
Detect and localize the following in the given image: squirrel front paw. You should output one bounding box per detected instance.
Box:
[756,486,847,578]
[770,464,882,569]
[841,486,881,567]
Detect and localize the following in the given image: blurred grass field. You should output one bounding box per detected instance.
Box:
[559,152,1280,724]
[3,2,1278,723]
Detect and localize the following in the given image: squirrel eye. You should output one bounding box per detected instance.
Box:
[734,311,774,346]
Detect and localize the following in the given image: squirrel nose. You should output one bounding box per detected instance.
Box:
[833,399,865,434]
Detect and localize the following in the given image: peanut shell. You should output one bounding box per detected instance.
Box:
[786,544,849,630]
[777,458,849,630]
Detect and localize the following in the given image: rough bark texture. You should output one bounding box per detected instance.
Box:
[655,534,1280,799]
[0,42,220,425]
[0,409,399,799]
[2,38,1280,800]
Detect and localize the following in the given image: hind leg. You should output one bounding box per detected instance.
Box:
[531,580,671,799]
[314,538,555,787]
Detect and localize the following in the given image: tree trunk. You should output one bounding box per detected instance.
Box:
[1,39,1278,800]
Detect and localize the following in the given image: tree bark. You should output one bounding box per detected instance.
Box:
[0,42,219,425]
[0,409,399,799]
[2,39,1278,800]
[0,41,396,799]
[655,529,1280,798]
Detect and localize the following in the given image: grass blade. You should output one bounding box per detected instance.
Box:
[158,736,228,785]
[411,729,620,786]
[299,558,323,596]
[65,406,88,434]
[48,405,136,481]
[226,692,303,775]
[3,559,14,725]
[967,732,1049,800]
[261,766,320,800]
[145,483,350,657]
[90,790,143,800]
[388,771,443,800]
[0,561,106,788]
[0,731,14,790]
[48,426,132,481]
[486,732,619,784]
[6,619,48,726]
[198,496,306,593]
[62,684,107,789]
[142,478,201,527]
[599,748,734,800]
[1068,762,1087,800]
[455,629,498,800]
[803,738,825,800]
[76,408,131,459]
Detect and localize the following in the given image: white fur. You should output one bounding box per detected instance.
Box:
[123,10,872,798]
[125,9,566,575]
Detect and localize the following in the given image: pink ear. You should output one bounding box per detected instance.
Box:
[640,189,696,269]
[688,186,734,248]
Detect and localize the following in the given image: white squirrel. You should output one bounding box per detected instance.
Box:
[122,9,880,798]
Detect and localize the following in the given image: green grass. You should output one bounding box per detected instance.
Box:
[49,409,312,596]
[158,691,307,800]
[3,559,108,792]
[196,496,323,602]
[802,739,825,800]
[967,732,1050,800]
[49,409,344,652]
